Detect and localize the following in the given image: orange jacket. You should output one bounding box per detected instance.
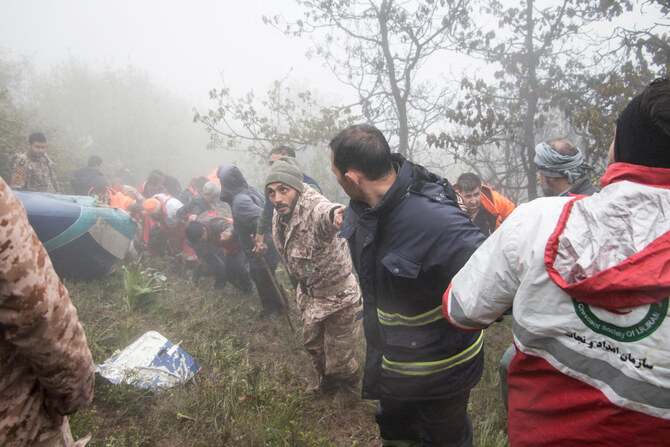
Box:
[206,168,221,188]
[479,184,515,230]
[108,187,135,210]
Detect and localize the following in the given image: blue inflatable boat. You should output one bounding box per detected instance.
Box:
[15,191,136,279]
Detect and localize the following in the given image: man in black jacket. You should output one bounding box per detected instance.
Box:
[72,155,108,195]
[330,124,485,447]
[217,165,285,317]
[177,181,220,218]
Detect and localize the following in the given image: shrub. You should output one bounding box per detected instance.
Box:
[122,261,165,311]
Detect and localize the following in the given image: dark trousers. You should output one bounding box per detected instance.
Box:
[249,265,285,313]
[224,250,252,293]
[195,248,252,293]
[376,390,473,447]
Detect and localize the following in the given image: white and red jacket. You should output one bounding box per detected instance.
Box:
[445,163,670,446]
[151,193,183,228]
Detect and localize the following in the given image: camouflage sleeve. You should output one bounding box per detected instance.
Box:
[313,198,343,241]
[45,154,60,193]
[50,171,60,193]
[0,178,95,415]
[9,154,27,190]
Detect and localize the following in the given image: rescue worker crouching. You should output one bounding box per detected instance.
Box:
[142,193,197,266]
[184,213,252,294]
[217,165,286,318]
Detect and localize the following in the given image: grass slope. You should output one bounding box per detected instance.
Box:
[66,258,511,447]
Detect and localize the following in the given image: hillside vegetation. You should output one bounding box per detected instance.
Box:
[66,257,512,447]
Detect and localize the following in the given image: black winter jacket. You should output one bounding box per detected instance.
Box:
[339,154,486,400]
[176,194,213,218]
[188,214,234,273]
[561,176,600,196]
[217,166,280,270]
[72,166,107,196]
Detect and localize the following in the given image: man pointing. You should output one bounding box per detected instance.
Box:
[265,158,361,395]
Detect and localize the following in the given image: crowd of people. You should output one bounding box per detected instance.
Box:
[2,77,669,446]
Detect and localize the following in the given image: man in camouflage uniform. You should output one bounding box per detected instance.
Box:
[264,158,360,394]
[10,132,60,193]
[0,177,95,446]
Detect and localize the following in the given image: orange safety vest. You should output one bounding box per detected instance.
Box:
[479,184,516,230]
[206,168,221,188]
[107,187,135,210]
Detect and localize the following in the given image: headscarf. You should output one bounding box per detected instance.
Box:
[534,142,590,183]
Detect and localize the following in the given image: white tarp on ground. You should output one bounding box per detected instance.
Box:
[96,331,201,389]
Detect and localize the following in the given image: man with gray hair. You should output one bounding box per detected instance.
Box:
[534,139,599,196]
[177,180,221,218]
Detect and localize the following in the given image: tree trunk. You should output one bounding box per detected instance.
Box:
[378,0,409,157]
[523,0,538,200]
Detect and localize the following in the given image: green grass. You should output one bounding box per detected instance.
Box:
[66,258,511,446]
[121,260,165,312]
[471,318,512,447]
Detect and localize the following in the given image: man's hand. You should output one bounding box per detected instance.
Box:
[332,206,345,231]
[456,193,467,214]
[188,214,198,222]
[220,228,232,241]
[253,233,268,255]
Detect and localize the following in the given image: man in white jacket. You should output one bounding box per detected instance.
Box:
[445,78,670,446]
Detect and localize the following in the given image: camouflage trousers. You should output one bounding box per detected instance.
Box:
[10,414,90,447]
[302,304,360,391]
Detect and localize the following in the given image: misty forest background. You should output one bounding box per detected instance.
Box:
[1,0,668,203]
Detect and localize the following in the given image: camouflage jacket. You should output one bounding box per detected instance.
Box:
[0,178,94,446]
[272,184,360,324]
[10,151,60,193]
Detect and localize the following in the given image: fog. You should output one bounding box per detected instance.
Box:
[0,0,338,104]
[0,1,666,203]
[0,0,351,193]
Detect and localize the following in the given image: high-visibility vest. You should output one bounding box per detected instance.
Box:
[107,187,135,210]
[206,168,221,188]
